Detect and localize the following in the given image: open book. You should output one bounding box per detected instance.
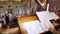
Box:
[36,11,57,31]
[36,11,54,22]
[22,12,59,34]
[22,20,45,34]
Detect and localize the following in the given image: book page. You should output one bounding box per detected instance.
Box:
[22,20,44,34]
[49,12,59,20]
[36,11,54,31]
[36,11,54,23]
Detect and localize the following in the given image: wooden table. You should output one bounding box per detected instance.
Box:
[18,15,38,34]
[1,27,19,34]
[18,14,49,34]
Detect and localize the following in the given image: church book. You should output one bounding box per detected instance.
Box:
[22,20,45,34]
[36,11,55,31]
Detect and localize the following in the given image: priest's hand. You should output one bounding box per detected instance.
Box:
[49,28,55,32]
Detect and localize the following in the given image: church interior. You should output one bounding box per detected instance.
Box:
[0,0,60,34]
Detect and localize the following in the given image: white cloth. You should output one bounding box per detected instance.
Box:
[8,13,13,21]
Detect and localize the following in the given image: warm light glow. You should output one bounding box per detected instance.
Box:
[0,0,6,1]
[0,0,21,2]
[15,0,21,2]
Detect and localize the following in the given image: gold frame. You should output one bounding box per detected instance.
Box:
[37,0,47,10]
